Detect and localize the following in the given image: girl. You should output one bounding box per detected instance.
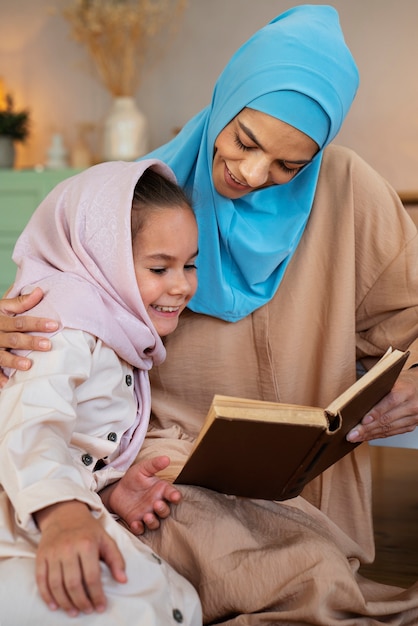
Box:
[0,160,201,624]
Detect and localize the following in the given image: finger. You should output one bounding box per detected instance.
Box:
[100,534,127,585]
[0,348,38,376]
[367,415,417,439]
[61,564,93,616]
[0,287,44,315]
[36,555,59,612]
[348,412,417,442]
[162,484,182,505]
[140,455,171,478]
[153,500,171,519]
[347,417,388,442]
[78,554,106,614]
[0,348,33,375]
[130,519,146,535]
[0,370,10,389]
[347,396,403,442]
[0,313,58,334]
[0,327,53,350]
[143,513,161,530]
[43,557,81,617]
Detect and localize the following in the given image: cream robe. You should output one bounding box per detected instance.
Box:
[0,329,201,625]
[138,145,418,624]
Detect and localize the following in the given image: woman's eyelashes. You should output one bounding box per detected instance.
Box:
[233,132,300,176]
[233,132,252,152]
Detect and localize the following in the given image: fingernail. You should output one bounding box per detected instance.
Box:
[347,429,359,442]
[363,414,374,425]
[45,321,59,330]
[17,359,31,370]
[38,340,50,349]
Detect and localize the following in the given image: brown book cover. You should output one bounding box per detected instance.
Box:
[174,348,409,500]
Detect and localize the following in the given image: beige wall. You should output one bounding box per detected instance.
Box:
[1,0,418,192]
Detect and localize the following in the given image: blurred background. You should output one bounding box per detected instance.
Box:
[1,0,417,192]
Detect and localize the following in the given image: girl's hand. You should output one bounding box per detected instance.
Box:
[102,456,182,535]
[35,500,126,617]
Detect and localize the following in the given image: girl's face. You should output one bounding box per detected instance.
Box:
[212,107,319,199]
[133,205,198,337]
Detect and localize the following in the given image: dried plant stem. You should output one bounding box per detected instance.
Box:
[63,0,187,96]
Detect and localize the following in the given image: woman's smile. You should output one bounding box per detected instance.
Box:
[224,164,251,190]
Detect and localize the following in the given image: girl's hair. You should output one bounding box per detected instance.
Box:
[131,167,193,240]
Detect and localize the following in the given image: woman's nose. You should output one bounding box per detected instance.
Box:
[239,154,270,188]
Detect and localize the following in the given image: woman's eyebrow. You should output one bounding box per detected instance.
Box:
[238,119,264,149]
[237,119,313,165]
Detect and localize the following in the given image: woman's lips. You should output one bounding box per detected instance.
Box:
[224,164,249,190]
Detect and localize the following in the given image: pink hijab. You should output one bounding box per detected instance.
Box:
[8,159,174,469]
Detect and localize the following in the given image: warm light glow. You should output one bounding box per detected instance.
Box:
[0,77,7,110]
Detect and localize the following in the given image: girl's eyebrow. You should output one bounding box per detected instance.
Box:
[237,119,313,166]
[144,249,199,262]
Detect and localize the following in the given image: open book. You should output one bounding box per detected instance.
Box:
[174,348,409,500]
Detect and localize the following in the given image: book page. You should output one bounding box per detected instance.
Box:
[192,395,325,449]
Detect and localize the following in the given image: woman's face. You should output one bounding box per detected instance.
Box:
[212,108,319,199]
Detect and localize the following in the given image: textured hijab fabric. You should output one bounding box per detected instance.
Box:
[9,159,173,469]
[145,5,359,321]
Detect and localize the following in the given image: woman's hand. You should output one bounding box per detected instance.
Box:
[101,456,182,535]
[35,500,126,617]
[0,288,59,387]
[347,368,418,442]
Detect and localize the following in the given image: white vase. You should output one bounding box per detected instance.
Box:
[103,97,149,161]
[46,133,69,170]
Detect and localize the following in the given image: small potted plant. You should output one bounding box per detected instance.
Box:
[0,94,30,168]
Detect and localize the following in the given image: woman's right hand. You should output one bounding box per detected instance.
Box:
[0,287,59,387]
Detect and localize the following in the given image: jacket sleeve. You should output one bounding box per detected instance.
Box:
[0,330,104,533]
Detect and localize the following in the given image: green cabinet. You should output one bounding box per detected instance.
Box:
[0,168,81,296]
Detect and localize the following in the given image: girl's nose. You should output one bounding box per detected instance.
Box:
[169,271,194,296]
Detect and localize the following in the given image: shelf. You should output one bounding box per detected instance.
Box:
[0,168,82,296]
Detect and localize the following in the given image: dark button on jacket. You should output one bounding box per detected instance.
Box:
[173,608,184,623]
[81,453,93,466]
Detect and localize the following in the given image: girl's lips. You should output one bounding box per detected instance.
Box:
[153,305,180,312]
[224,164,250,191]
[151,304,181,317]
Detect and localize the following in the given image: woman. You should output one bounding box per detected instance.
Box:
[2,5,418,624]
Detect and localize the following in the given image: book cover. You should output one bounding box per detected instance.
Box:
[174,348,409,500]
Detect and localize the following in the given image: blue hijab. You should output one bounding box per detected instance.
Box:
[144,5,359,321]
